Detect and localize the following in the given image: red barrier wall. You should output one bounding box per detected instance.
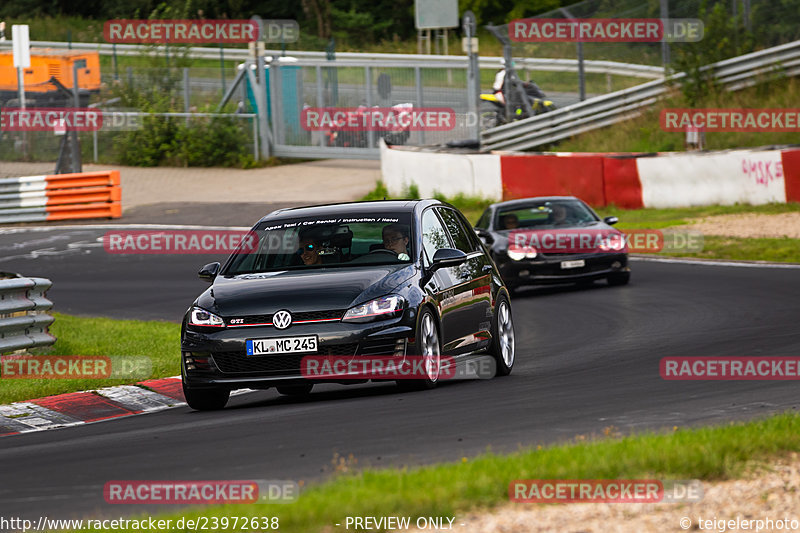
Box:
[500,154,606,206]
[781,148,800,203]
[602,156,644,209]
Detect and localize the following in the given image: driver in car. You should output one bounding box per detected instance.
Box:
[381,224,411,261]
[298,237,322,265]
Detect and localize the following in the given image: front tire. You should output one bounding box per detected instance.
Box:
[489,294,515,376]
[398,308,441,391]
[183,383,230,411]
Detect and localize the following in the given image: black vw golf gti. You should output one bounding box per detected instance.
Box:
[181,200,515,410]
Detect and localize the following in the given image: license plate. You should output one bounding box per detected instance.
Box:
[246,336,318,356]
[560,259,586,269]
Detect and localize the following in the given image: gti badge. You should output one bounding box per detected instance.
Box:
[272,310,292,330]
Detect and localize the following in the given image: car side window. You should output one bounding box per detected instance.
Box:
[475,209,491,229]
[436,208,477,253]
[421,209,451,264]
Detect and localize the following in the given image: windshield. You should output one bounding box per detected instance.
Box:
[222,213,414,275]
[496,199,598,230]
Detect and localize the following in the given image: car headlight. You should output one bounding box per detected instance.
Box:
[342,295,405,323]
[507,247,537,261]
[188,307,225,328]
[598,233,626,252]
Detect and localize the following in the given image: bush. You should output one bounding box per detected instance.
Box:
[114,115,251,167]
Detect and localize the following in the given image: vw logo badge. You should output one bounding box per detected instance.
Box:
[272,310,292,330]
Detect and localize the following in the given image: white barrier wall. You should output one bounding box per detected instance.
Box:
[637,150,787,208]
[380,142,502,200]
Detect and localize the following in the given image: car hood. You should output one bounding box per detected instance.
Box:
[492,222,623,254]
[195,264,416,317]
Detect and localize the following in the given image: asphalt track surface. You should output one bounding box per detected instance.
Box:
[1,226,800,520]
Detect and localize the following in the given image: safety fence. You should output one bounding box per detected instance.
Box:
[0,274,55,354]
[0,170,121,224]
[481,39,800,152]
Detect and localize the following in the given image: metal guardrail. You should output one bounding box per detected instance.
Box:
[0,274,56,354]
[481,40,800,152]
[0,40,664,79]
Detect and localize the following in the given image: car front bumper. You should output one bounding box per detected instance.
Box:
[181,311,416,390]
[499,253,629,286]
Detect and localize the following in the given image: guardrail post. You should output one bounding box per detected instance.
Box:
[365,65,374,149]
[464,11,480,143]
[415,66,425,145]
[183,67,190,125]
[316,65,324,147]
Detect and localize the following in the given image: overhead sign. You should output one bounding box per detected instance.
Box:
[415,0,459,30]
[12,24,30,68]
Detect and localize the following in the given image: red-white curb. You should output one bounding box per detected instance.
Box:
[0,377,185,437]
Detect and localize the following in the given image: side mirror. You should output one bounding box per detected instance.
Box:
[198,262,220,282]
[429,248,468,272]
[603,216,619,226]
[474,227,495,245]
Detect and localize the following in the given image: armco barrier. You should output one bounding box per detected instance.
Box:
[381,144,800,209]
[0,170,122,224]
[0,274,56,354]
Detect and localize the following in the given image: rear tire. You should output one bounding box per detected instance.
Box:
[277,383,314,396]
[183,383,230,411]
[488,294,515,376]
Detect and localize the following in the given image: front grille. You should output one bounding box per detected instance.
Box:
[227,309,344,327]
[211,343,358,375]
[295,310,344,321]
[212,352,306,375]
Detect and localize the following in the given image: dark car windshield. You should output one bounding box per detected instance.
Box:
[496,199,598,230]
[222,213,414,275]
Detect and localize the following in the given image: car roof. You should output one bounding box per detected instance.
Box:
[256,199,442,223]
[489,196,580,210]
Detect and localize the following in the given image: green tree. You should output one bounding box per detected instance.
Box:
[672,0,754,106]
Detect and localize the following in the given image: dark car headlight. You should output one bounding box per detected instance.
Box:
[187,307,225,328]
[342,295,405,323]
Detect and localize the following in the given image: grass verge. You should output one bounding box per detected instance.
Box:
[556,77,800,153]
[70,412,800,532]
[1,313,180,405]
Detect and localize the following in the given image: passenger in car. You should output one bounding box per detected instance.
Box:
[382,223,411,260]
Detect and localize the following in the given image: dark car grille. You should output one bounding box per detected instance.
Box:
[227,310,344,327]
[211,343,358,375]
